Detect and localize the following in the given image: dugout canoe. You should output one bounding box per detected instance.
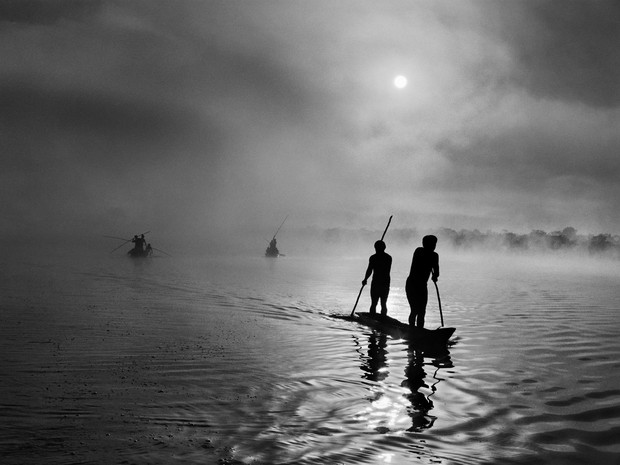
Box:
[347,312,455,345]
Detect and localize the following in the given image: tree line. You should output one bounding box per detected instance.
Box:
[320,226,620,258]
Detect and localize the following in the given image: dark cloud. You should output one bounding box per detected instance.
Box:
[0,78,222,172]
[494,0,620,107]
[438,124,620,188]
[0,78,210,141]
[0,0,101,24]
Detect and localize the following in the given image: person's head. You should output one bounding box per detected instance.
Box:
[422,235,437,251]
[374,240,386,252]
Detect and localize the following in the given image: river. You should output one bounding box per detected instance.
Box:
[1,248,619,464]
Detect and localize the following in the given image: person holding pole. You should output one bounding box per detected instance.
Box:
[406,235,439,328]
[362,240,392,317]
[350,216,392,317]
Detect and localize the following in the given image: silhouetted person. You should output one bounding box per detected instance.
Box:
[130,234,145,252]
[145,243,153,256]
[130,235,140,252]
[406,235,439,328]
[362,240,392,317]
[266,237,279,256]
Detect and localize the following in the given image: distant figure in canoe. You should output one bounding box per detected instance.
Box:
[130,235,140,252]
[265,237,279,257]
[145,243,153,256]
[128,234,148,257]
[362,240,392,317]
[406,235,439,328]
[130,234,146,253]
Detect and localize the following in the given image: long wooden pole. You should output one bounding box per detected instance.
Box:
[152,247,172,257]
[103,235,131,241]
[272,215,288,240]
[350,215,393,317]
[380,215,392,242]
[434,280,444,327]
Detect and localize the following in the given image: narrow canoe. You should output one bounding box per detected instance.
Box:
[347,312,455,345]
[127,248,152,258]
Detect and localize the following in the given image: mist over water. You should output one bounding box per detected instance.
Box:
[1,243,619,464]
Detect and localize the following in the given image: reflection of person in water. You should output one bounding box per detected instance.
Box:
[402,345,454,432]
[362,240,392,317]
[360,332,389,382]
[402,348,435,431]
[358,331,453,432]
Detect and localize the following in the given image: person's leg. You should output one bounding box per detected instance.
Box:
[380,286,389,316]
[417,309,425,328]
[416,286,428,328]
[369,286,379,315]
[379,295,387,316]
[406,282,417,326]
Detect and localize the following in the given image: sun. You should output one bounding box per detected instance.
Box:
[393,75,407,89]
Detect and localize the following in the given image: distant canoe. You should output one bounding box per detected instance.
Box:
[346,312,455,345]
[265,247,279,257]
[127,248,152,258]
[265,215,287,257]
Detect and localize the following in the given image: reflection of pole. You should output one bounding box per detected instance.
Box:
[350,215,393,317]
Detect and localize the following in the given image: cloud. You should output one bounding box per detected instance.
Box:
[0,0,100,25]
[439,94,620,183]
[489,0,620,107]
[1,0,619,247]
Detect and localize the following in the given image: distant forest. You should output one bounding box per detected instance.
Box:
[319,226,620,259]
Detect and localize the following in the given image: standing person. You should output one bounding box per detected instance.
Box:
[130,235,140,252]
[138,234,146,252]
[406,235,439,328]
[362,240,392,317]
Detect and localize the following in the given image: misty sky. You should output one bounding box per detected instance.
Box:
[1,0,619,247]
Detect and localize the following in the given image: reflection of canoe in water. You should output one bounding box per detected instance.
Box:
[347,312,455,345]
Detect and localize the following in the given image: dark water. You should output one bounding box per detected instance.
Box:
[1,250,619,464]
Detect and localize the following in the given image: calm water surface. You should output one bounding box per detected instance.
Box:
[1,250,619,464]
